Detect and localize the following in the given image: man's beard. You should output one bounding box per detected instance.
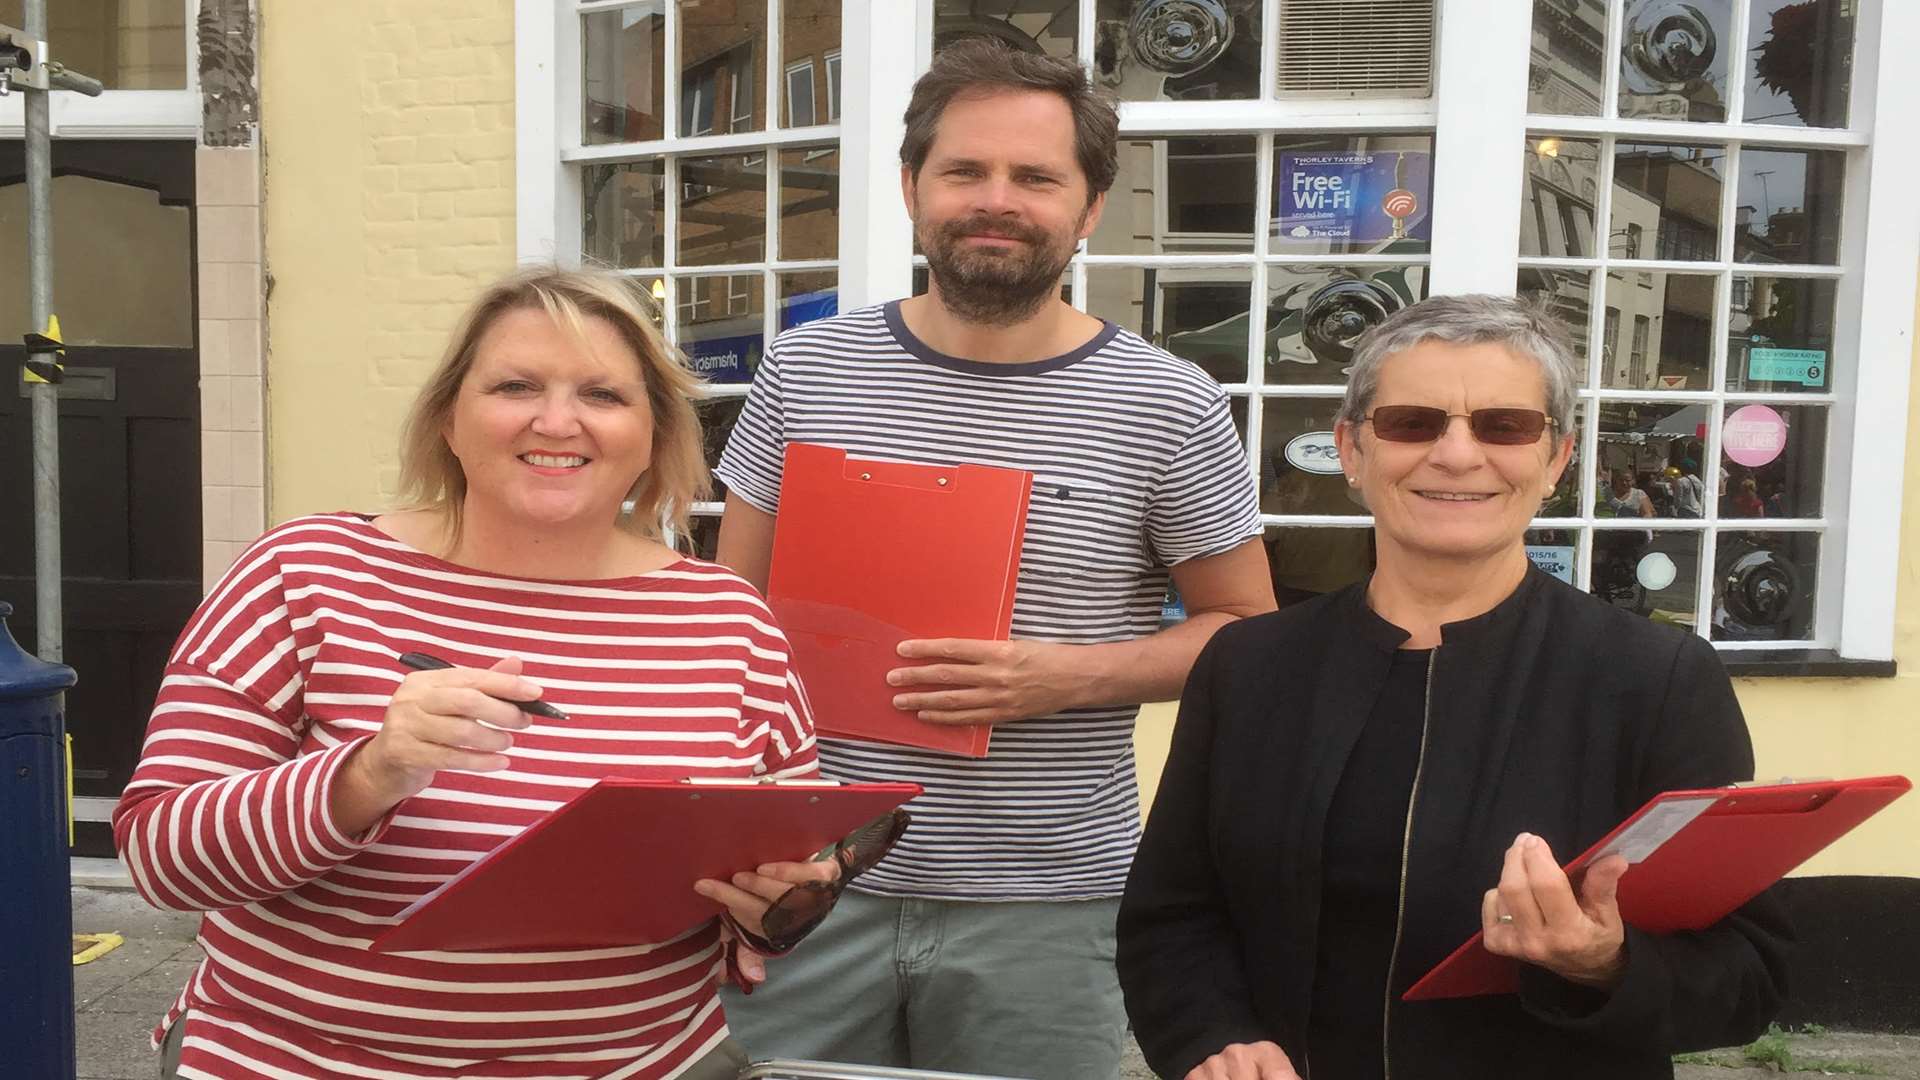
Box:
[919,212,1078,327]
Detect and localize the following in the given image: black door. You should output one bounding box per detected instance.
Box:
[1,140,200,857]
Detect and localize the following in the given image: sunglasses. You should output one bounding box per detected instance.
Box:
[759,809,911,953]
[1362,405,1556,446]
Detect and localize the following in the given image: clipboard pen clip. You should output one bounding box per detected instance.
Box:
[1729,777,1833,787]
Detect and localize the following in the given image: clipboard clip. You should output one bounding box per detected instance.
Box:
[1730,776,1833,788]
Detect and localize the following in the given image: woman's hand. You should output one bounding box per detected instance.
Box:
[693,856,841,959]
[1482,832,1631,989]
[1183,1041,1301,1080]
[331,656,539,834]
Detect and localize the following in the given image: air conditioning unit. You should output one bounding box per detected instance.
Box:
[1276,0,1436,98]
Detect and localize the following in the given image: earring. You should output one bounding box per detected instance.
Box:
[1345,476,1358,487]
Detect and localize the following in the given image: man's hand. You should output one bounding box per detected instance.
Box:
[1481,832,1630,989]
[1184,1041,1301,1080]
[888,638,1098,726]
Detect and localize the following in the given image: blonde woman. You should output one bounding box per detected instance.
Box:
[116,266,829,1080]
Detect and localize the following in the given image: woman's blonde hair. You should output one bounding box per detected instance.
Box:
[397,265,710,546]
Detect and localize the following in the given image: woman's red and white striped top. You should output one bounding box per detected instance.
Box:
[113,513,818,1080]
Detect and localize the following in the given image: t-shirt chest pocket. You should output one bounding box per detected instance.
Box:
[1017,475,1141,579]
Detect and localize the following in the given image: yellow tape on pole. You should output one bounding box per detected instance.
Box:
[22,313,64,384]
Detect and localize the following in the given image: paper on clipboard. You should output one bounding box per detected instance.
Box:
[1593,796,1718,863]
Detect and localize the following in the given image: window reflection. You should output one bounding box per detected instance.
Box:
[1744,0,1853,128]
[678,154,767,266]
[1726,275,1835,394]
[1591,529,1701,627]
[1260,397,1357,516]
[679,0,766,137]
[1084,267,1252,383]
[1734,148,1844,265]
[1599,270,1714,390]
[1611,143,1725,261]
[1712,530,1817,641]
[782,0,842,128]
[1092,137,1257,255]
[0,0,187,89]
[1539,405,1586,520]
[1718,403,1825,519]
[1273,135,1435,256]
[1618,0,1731,123]
[695,396,749,504]
[680,273,765,386]
[778,270,839,332]
[583,161,666,269]
[1264,265,1429,385]
[779,147,840,261]
[1267,525,1373,607]
[933,0,1076,60]
[584,6,666,145]
[1527,0,1605,116]
[1519,137,1601,258]
[1597,402,1708,519]
[1516,268,1593,384]
[1093,0,1261,102]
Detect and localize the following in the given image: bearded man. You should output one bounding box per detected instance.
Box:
[714,38,1275,1079]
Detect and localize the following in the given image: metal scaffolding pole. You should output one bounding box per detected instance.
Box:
[4,0,103,666]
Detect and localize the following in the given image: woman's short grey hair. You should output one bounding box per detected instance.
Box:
[1338,293,1581,436]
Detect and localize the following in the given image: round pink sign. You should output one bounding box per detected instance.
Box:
[1723,405,1788,468]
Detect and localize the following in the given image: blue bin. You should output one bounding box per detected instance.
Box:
[0,599,79,1079]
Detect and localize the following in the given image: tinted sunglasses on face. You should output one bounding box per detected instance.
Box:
[758,808,911,953]
[1363,405,1556,446]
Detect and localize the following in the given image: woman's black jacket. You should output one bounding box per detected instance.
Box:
[1118,568,1792,1079]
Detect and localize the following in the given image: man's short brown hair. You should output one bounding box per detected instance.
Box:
[899,38,1120,198]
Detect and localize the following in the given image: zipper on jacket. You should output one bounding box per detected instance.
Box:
[1381,648,1437,1080]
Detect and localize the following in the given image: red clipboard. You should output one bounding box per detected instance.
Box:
[368,778,921,953]
[1403,774,1911,1001]
[765,442,1032,758]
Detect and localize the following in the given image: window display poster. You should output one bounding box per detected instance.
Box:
[1276,151,1433,244]
[685,332,762,384]
[1526,545,1577,584]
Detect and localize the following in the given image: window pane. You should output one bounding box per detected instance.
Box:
[1712,530,1817,640]
[1719,403,1825,518]
[0,0,186,89]
[1611,143,1726,262]
[1092,0,1261,102]
[679,0,766,136]
[779,146,839,260]
[695,396,749,504]
[1267,526,1373,606]
[785,65,818,127]
[778,270,838,331]
[1598,402,1709,519]
[1744,0,1853,128]
[1265,265,1429,385]
[678,154,767,265]
[583,6,666,145]
[583,161,666,269]
[783,0,840,127]
[933,0,1075,59]
[1273,135,1435,255]
[1619,0,1731,123]
[0,174,192,346]
[1092,136,1258,256]
[1591,528,1702,628]
[1084,266,1252,383]
[1259,397,1354,516]
[1599,269,1714,390]
[1727,275,1836,394]
[1519,137,1601,258]
[684,512,724,559]
[1516,267,1594,386]
[679,273,765,385]
[1525,528,1580,586]
[1527,0,1606,116]
[1734,148,1844,265]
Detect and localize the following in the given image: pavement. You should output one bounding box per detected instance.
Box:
[67,886,1920,1079]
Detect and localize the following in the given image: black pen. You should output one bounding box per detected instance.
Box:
[396,652,570,721]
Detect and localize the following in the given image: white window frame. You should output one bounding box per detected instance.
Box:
[825,49,843,122]
[784,58,816,129]
[518,0,1920,662]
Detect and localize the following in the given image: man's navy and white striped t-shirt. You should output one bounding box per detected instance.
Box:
[715,300,1262,901]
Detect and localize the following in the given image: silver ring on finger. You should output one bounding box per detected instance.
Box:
[1496,913,1516,925]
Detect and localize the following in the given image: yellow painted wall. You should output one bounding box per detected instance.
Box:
[1135,295,1920,877]
[260,0,518,519]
